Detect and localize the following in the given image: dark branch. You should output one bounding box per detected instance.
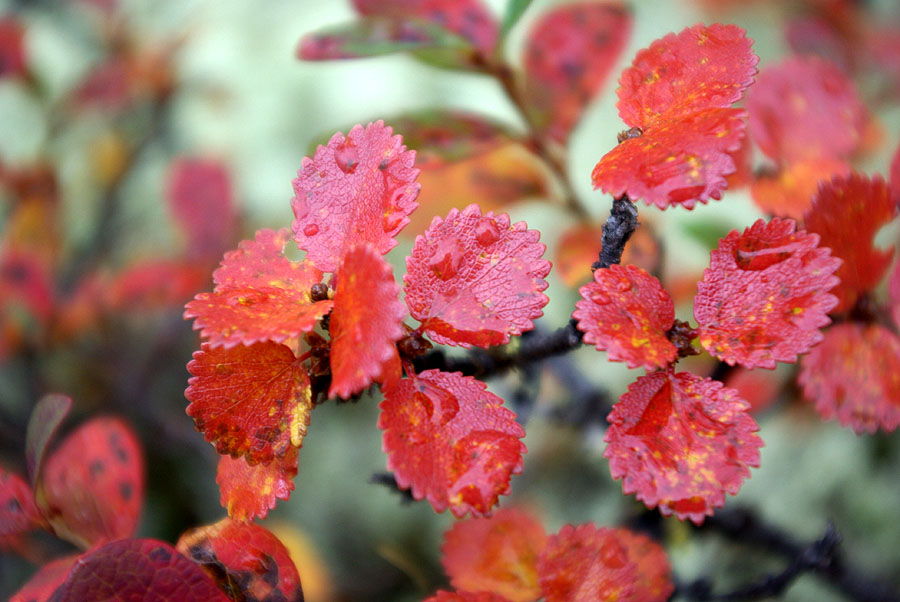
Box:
[593,195,639,271]
[370,472,415,503]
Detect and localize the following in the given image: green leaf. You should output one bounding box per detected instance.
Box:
[501,0,534,37]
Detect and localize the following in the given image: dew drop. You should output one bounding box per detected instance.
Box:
[428,238,463,281]
[303,223,319,237]
[334,141,359,174]
[616,277,633,293]
[599,537,628,569]
[474,217,501,246]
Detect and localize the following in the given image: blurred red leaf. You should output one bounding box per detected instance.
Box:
[537,523,637,602]
[404,205,550,348]
[694,218,840,368]
[573,264,676,370]
[186,342,312,465]
[605,371,762,523]
[750,158,851,220]
[723,367,784,414]
[747,56,866,163]
[890,256,900,330]
[25,393,72,487]
[167,158,237,262]
[177,517,304,602]
[107,259,207,311]
[291,121,420,273]
[351,0,498,56]
[0,17,27,79]
[0,247,54,324]
[39,417,143,549]
[442,506,547,602]
[379,369,526,517]
[329,244,405,399]
[51,539,230,601]
[523,2,631,143]
[185,229,332,348]
[799,323,900,433]
[425,592,514,602]
[614,528,673,601]
[890,140,900,202]
[803,173,897,313]
[9,554,79,602]
[555,222,659,288]
[216,446,299,522]
[0,469,42,536]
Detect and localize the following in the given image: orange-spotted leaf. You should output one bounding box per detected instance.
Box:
[379,369,526,517]
[750,158,851,220]
[555,222,659,287]
[592,107,747,209]
[0,469,42,536]
[351,0,499,56]
[523,2,631,143]
[425,592,515,602]
[799,324,900,433]
[177,518,304,602]
[616,23,757,128]
[694,218,840,368]
[803,173,897,313]
[747,56,866,163]
[167,158,237,262]
[185,342,312,465]
[185,229,332,348]
[573,265,676,370]
[38,417,143,549]
[50,539,231,602]
[605,371,762,523]
[614,528,673,601]
[442,506,547,602]
[329,244,405,399]
[25,393,72,487]
[404,205,550,348]
[291,121,420,273]
[0,17,26,79]
[9,554,79,602]
[216,446,299,522]
[537,524,638,602]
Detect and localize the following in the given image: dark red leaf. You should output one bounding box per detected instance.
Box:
[605,371,762,523]
[184,229,332,348]
[694,218,840,368]
[9,554,79,602]
[51,539,230,602]
[747,56,866,163]
[442,506,547,602]
[379,369,526,517]
[537,523,638,602]
[404,205,550,348]
[185,342,312,465]
[799,323,900,433]
[329,244,405,399]
[803,173,897,313]
[166,158,237,262]
[0,469,42,536]
[0,17,27,79]
[25,393,72,487]
[573,264,676,370]
[291,121,420,273]
[523,2,631,142]
[216,447,299,522]
[177,518,304,602]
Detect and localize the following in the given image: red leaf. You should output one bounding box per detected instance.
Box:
[329,244,406,399]
[351,0,499,56]
[750,158,851,220]
[523,2,632,143]
[536,524,638,602]
[723,367,784,414]
[890,256,900,330]
[291,121,420,273]
[425,592,514,602]
[0,17,27,79]
[747,56,866,163]
[0,247,54,324]
[0,469,42,536]
[216,446,299,522]
[616,23,757,128]
[379,369,526,517]
[573,264,676,370]
[442,506,547,602]
[799,323,900,433]
[184,229,333,348]
[166,158,237,262]
[604,371,762,523]
[186,342,312,465]
[39,417,143,548]
[107,259,207,311]
[890,141,900,203]
[50,539,230,602]
[404,205,550,348]
[803,173,897,313]
[177,518,304,602]
[591,107,747,209]
[25,393,72,487]
[694,218,840,368]
[10,554,80,602]
[614,528,674,602]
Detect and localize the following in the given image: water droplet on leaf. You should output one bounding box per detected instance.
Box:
[303,223,319,237]
[474,217,501,246]
[428,238,463,281]
[334,141,359,174]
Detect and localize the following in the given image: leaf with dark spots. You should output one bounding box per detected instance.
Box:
[25,393,72,487]
[176,517,304,602]
[0,468,42,536]
[39,417,143,549]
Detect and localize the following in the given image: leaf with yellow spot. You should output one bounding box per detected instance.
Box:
[216,447,299,522]
[186,342,313,465]
[605,371,762,524]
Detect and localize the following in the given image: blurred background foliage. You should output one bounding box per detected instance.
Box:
[1,0,899,600]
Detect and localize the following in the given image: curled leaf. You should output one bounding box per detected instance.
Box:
[605,371,762,523]
[25,393,72,487]
[216,447,299,522]
[379,369,526,517]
